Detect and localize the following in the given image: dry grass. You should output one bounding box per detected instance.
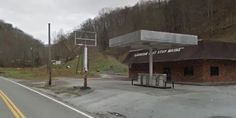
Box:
[0,51,128,80]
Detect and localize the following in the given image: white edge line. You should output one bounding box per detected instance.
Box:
[1,77,94,118]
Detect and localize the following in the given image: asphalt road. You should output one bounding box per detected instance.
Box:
[0,96,14,118]
[0,77,93,118]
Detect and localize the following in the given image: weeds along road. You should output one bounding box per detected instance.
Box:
[0,76,93,118]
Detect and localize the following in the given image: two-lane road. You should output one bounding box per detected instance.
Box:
[0,77,93,118]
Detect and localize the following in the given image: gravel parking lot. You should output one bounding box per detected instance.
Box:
[23,77,236,118]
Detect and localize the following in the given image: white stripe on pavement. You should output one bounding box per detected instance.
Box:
[1,77,94,118]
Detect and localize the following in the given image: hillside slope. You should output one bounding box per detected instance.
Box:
[51,0,236,64]
[53,48,128,77]
[206,25,236,42]
[74,0,236,51]
[0,49,127,80]
[0,20,45,67]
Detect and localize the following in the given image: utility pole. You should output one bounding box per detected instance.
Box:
[48,23,52,86]
[30,47,33,71]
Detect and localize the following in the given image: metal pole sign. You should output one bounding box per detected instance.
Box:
[84,45,88,72]
[75,31,97,88]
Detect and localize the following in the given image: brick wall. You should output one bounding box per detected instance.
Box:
[129,60,205,82]
[129,60,236,84]
[202,60,236,83]
[154,60,205,82]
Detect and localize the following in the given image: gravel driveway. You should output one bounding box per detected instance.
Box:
[21,77,236,118]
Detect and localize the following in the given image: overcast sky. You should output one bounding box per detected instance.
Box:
[0,0,140,44]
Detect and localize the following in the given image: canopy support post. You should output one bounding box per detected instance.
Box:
[149,47,153,85]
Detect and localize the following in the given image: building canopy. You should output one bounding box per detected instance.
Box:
[109,30,198,49]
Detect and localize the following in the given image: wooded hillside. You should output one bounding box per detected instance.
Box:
[2,0,235,67]
[52,0,236,62]
[0,20,46,67]
[80,0,236,49]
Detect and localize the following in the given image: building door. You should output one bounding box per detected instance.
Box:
[163,68,171,82]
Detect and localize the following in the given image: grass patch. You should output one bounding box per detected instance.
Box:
[52,49,128,77]
[0,68,47,80]
[0,50,128,80]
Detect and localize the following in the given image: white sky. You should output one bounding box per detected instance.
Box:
[0,0,140,44]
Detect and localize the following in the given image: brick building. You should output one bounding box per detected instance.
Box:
[126,41,236,85]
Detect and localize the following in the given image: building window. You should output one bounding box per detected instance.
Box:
[184,66,194,76]
[210,66,219,76]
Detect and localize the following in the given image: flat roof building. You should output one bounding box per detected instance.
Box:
[109,30,198,84]
[125,40,236,85]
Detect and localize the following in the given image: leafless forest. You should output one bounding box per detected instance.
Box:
[1,0,236,67]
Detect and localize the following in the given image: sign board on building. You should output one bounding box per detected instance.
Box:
[134,47,185,57]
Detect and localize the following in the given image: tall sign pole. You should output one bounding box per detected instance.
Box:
[83,44,88,88]
[48,23,52,86]
[75,31,96,88]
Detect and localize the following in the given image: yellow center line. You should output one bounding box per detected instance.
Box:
[0,90,26,118]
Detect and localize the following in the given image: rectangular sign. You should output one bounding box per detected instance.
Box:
[134,47,184,57]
